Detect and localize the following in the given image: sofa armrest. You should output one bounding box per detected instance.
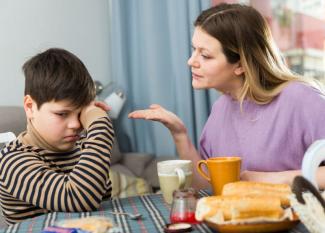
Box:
[0,106,26,136]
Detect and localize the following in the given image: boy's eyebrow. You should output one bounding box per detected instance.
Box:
[52,107,75,112]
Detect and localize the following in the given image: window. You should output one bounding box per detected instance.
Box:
[213,0,325,84]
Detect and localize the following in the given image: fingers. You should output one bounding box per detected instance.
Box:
[129,104,162,119]
[128,110,150,119]
[94,101,112,111]
[128,104,186,134]
[81,101,110,119]
[129,109,165,122]
[149,104,162,109]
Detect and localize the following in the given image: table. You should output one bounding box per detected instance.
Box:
[0,190,310,233]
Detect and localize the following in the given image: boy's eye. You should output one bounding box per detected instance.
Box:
[55,113,68,117]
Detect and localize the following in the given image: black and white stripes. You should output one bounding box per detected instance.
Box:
[0,117,114,225]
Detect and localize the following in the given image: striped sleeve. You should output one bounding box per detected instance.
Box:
[0,117,114,216]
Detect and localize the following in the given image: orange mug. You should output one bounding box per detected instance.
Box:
[197,157,241,195]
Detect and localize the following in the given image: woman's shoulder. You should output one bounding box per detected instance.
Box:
[276,81,325,116]
[212,93,233,106]
[280,81,324,100]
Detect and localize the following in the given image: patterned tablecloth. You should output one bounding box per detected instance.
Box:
[0,190,310,233]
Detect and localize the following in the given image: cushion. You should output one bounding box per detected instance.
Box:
[109,170,152,198]
[110,138,123,165]
[122,152,154,177]
[111,164,134,177]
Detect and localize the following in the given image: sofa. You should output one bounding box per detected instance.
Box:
[0,106,176,196]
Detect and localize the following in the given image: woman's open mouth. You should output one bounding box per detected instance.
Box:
[192,72,203,80]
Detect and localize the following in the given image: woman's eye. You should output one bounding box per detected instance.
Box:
[201,54,211,59]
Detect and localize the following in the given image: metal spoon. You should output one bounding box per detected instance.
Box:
[292,175,325,211]
[108,211,143,220]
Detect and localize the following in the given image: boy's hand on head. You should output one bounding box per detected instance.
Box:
[94,101,112,112]
[80,101,111,129]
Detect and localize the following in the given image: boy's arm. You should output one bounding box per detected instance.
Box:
[1,103,114,212]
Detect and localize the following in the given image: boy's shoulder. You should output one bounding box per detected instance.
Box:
[1,137,29,156]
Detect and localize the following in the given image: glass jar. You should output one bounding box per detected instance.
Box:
[170,188,199,224]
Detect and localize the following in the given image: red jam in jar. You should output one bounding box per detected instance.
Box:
[170,188,200,224]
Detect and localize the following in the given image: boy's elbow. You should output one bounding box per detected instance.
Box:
[83,202,101,212]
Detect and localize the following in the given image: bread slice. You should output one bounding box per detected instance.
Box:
[195,195,284,222]
[222,181,291,207]
[58,217,113,233]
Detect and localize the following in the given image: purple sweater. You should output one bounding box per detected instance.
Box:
[199,82,325,171]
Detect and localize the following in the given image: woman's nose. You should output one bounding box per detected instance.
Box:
[187,53,199,68]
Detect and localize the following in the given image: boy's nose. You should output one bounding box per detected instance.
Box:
[68,118,81,129]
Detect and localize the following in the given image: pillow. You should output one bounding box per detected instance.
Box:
[122,153,154,177]
[110,138,123,165]
[109,170,152,198]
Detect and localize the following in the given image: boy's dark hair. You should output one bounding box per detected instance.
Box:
[23,48,96,109]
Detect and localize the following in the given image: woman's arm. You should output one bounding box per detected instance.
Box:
[172,132,209,189]
[129,104,209,189]
[241,167,325,189]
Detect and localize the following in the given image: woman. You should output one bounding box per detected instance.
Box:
[129,3,325,189]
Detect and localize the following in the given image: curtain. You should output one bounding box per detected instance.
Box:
[110,0,219,156]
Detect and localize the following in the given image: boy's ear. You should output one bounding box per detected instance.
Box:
[24,95,36,119]
[234,62,245,76]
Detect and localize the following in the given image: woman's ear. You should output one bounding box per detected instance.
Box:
[234,62,245,76]
[24,95,36,119]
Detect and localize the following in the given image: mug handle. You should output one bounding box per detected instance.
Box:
[197,160,210,182]
[175,168,186,189]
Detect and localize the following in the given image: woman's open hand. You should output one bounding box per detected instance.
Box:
[128,104,186,136]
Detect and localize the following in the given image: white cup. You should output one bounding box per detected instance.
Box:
[157,160,193,204]
[302,139,325,189]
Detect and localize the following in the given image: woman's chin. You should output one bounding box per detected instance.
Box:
[192,81,205,90]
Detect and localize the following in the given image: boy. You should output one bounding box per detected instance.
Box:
[0,48,114,224]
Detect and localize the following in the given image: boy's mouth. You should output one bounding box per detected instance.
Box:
[64,135,80,142]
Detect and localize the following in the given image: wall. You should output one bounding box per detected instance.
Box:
[0,0,111,106]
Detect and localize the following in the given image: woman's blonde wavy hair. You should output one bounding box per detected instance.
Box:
[195,3,313,105]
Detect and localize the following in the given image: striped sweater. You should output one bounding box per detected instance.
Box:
[0,117,114,224]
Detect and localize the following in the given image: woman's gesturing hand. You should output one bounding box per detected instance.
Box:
[128,104,187,136]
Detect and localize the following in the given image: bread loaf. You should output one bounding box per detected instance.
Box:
[222,181,291,207]
[195,195,284,222]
